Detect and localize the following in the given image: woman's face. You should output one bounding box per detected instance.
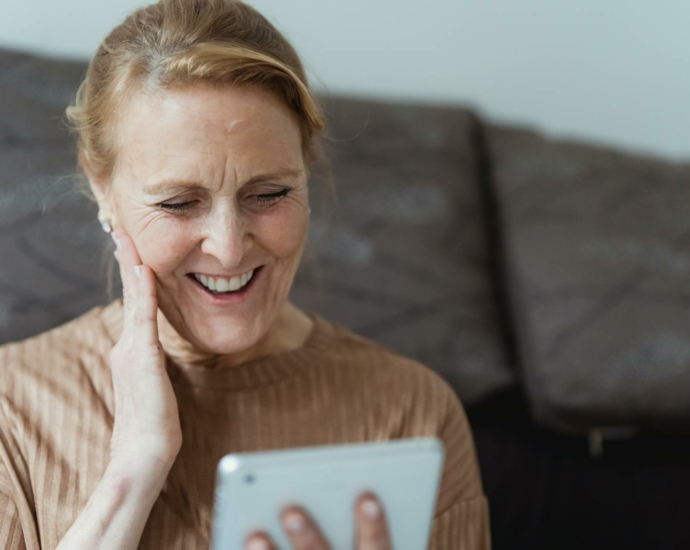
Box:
[104,83,309,354]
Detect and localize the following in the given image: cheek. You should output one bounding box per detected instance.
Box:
[133,223,195,276]
[255,208,309,259]
[114,194,195,276]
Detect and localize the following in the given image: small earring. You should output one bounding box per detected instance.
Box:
[308,208,312,215]
[98,214,113,233]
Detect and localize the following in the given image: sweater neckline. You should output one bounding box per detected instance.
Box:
[99,299,335,391]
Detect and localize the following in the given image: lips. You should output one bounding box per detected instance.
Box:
[186,265,263,302]
[193,269,255,293]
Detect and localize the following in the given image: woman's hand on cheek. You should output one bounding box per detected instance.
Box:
[244,493,392,550]
[110,227,182,477]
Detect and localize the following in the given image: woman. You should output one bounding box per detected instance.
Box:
[0,0,490,548]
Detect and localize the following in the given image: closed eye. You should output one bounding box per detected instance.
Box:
[254,189,290,206]
[158,200,198,212]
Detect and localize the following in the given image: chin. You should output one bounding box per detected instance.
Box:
[190,319,264,355]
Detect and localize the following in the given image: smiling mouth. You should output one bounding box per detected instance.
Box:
[187,266,263,296]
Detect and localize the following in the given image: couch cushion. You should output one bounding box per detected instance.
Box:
[0,49,87,142]
[0,49,112,345]
[487,125,690,431]
[290,99,515,404]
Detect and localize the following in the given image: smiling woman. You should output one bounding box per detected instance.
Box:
[0,1,490,549]
[102,83,312,358]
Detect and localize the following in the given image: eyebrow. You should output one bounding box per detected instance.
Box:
[142,168,304,195]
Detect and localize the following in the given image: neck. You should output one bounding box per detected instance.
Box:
[156,301,314,369]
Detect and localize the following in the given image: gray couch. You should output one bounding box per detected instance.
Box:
[2,47,690,549]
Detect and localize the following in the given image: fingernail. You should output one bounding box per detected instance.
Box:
[283,512,306,534]
[362,498,381,519]
[110,232,121,250]
[246,539,269,550]
[133,265,142,279]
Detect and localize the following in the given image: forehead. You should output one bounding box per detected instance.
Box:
[113,83,304,182]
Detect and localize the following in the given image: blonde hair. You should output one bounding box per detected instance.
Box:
[66,0,326,184]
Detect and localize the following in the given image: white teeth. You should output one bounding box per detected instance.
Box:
[194,269,256,293]
[228,276,240,291]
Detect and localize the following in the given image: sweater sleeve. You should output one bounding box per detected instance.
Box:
[0,466,27,549]
[427,375,492,549]
[0,395,36,550]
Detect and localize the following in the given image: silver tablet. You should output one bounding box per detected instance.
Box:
[211,438,444,550]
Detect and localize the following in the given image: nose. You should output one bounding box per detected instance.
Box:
[200,204,249,269]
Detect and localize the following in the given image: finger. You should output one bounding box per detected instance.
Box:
[113,227,144,267]
[112,231,133,314]
[281,507,330,550]
[244,532,278,550]
[112,228,139,318]
[131,263,160,348]
[112,228,159,347]
[355,493,391,550]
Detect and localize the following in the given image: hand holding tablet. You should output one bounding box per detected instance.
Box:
[211,438,444,550]
[245,491,391,549]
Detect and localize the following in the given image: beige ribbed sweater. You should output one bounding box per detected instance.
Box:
[0,299,490,549]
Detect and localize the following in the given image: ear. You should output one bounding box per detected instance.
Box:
[80,149,117,224]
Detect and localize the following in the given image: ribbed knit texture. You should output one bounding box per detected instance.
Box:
[0,300,490,549]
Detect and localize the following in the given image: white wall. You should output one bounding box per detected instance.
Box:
[1,0,688,160]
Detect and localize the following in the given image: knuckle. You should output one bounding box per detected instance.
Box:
[109,339,137,367]
[132,306,149,325]
[123,301,134,319]
[142,346,163,365]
